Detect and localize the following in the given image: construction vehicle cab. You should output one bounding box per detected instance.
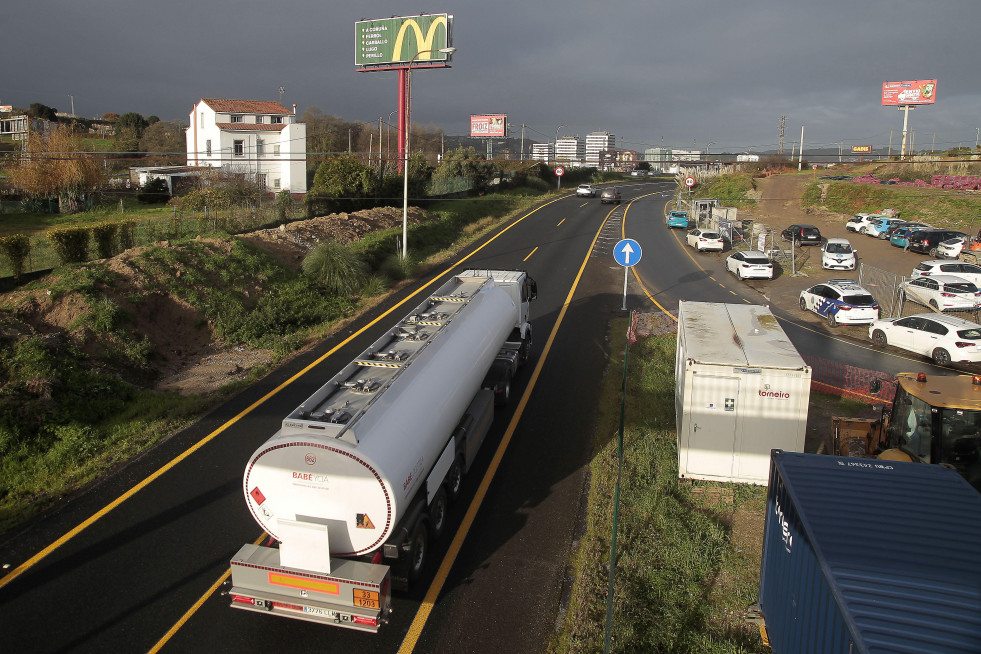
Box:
[874,372,981,490]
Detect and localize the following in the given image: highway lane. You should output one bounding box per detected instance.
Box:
[0,189,642,654]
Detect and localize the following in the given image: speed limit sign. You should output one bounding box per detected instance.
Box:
[555,167,565,177]
[684,176,695,188]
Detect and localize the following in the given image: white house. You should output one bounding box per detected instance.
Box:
[186,99,307,194]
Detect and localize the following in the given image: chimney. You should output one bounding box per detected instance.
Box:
[292,104,296,115]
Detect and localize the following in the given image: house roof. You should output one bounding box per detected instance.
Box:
[215,123,287,132]
[200,99,293,115]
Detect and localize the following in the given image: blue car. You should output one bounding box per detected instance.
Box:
[866,217,904,239]
[666,210,690,228]
[890,226,921,248]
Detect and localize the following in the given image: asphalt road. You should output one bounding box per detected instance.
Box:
[1,179,940,653]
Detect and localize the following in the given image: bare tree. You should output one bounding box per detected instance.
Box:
[7,124,106,213]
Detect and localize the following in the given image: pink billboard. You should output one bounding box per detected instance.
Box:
[881,80,937,106]
[470,114,506,137]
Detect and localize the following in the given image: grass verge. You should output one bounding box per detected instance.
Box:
[550,319,768,654]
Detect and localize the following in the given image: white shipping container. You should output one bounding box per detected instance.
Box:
[675,301,811,484]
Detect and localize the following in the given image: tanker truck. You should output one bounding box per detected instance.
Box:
[227,269,537,632]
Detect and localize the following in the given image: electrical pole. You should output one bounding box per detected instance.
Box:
[778,115,786,155]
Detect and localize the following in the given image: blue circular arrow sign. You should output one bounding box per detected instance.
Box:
[613,238,642,267]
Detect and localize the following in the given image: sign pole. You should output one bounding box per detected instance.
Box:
[613,238,642,311]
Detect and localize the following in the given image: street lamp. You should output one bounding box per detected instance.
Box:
[554,124,566,166]
[402,46,456,260]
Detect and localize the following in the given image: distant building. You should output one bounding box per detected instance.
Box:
[737,153,760,162]
[585,131,615,168]
[530,142,553,163]
[555,136,584,165]
[186,98,307,194]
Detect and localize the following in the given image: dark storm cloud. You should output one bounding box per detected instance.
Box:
[3,0,979,153]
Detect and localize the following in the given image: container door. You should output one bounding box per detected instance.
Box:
[684,375,739,480]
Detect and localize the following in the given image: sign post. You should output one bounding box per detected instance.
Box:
[613,238,642,310]
[555,166,565,190]
[684,175,695,204]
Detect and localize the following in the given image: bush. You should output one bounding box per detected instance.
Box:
[0,234,31,278]
[301,241,369,295]
[91,222,118,259]
[47,226,91,264]
[137,178,170,204]
[118,220,137,251]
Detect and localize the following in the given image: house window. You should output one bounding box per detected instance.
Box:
[256,174,267,189]
[205,140,211,156]
[273,144,281,156]
[234,140,244,156]
[271,116,283,124]
[256,116,265,124]
[200,112,205,127]
[231,115,243,123]
[256,138,264,156]
[273,178,281,190]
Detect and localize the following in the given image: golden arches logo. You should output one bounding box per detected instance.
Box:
[392,16,448,61]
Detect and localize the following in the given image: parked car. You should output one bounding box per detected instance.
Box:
[820,238,857,270]
[845,214,877,233]
[798,280,880,327]
[869,313,981,366]
[886,221,930,239]
[576,184,597,198]
[905,229,968,256]
[937,236,967,259]
[864,217,905,239]
[686,228,724,252]
[600,188,621,204]
[900,275,981,312]
[666,210,690,228]
[889,226,923,249]
[725,250,774,280]
[912,260,981,287]
[781,224,823,246]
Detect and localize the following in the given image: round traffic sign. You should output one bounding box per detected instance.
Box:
[684,176,696,188]
[613,238,642,267]
[555,167,565,177]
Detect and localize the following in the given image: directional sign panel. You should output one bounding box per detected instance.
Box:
[613,238,642,267]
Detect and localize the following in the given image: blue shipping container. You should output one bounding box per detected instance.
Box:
[759,450,981,654]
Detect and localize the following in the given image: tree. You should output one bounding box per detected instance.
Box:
[115,112,149,139]
[432,146,495,193]
[139,120,187,164]
[101,112,120,123]
[7,124,106,213]
[29,103,58,121]
[312,154,379,210]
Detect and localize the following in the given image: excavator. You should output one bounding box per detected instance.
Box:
[832,371,981,491]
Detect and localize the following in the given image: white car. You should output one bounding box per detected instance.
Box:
[686,228,724,252]
[845,213,876,233]
[900,275,981,312]
[821,238,857,270]
[912,260,981,287]
[725,250,774,280]
[798,279,880,327]
[576,184,597,198]
[937,237,967,259]
[870,313,981,366]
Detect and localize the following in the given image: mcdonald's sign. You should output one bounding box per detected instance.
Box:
[355,14,453,67]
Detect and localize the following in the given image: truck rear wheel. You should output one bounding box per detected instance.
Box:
[429,489,448,539]
[446,456,464,500]
[408,520,429,582]
[495,371,512,407]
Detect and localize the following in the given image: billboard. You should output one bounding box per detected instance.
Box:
[851,145,873,153]
[881,79,937,106]
[355,14,453,67]
[470,114,506,138]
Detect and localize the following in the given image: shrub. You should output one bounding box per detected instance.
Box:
[91,222,119,259]
[136,178,170,204]
[302,241,369,295]
[47,226,91,264]
[0,234,32,278]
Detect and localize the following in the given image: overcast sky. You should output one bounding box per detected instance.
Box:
[4,1,979,155]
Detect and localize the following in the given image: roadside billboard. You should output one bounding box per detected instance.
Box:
[470,114,506,138]
[851,145,873,153]
[355,14,453,67]
[881,79,937,106]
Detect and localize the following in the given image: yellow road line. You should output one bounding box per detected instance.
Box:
[397,196,622,653]
[524,246,539,261]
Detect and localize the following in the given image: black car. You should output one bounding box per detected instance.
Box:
[905,229,968,256]
[781,224,823,246]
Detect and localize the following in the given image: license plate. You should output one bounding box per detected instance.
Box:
[303,605,340,618]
